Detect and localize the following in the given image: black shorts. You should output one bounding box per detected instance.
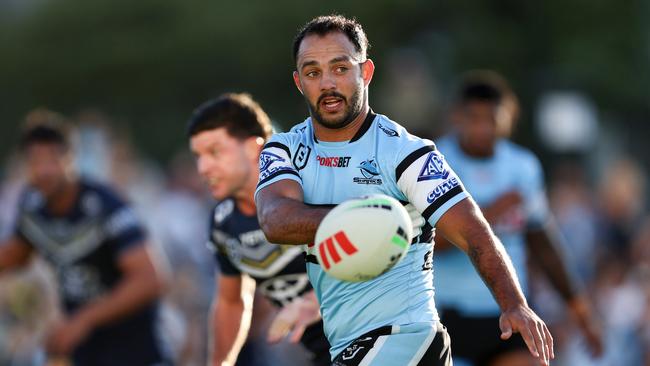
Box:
[301,320,332,366]
[440,308,528,366]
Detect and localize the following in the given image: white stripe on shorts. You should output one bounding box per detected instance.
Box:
[407,326,437,366]
[359,335,389,366]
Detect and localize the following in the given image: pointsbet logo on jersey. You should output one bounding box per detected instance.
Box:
[353,159,383,185]
[317,155,351,167]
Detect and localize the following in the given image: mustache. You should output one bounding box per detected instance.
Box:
[317,91,346,105]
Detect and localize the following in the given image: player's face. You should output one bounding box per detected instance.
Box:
[24,143,73,199]
[190,127,258,200]
[454,100,501,156]
[293,32,373,129]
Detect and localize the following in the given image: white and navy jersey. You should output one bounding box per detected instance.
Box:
[13,179,169,365]
[434,134,550,316]
[207,199,331,361]
[255,111,469,358]
[208,199,311,307]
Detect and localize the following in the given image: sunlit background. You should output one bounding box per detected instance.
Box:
[0,1,648,365]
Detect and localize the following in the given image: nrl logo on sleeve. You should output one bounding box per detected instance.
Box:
[292,143,311,171]
[417,152,449,181]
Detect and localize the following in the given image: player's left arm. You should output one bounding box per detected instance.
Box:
[46,243,169,355]
[395,144,552,365]
[436,199,553,366]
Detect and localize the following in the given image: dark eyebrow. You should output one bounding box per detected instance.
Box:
[300,60,319,70]
[299,55,354,71]
[329,56,352,64]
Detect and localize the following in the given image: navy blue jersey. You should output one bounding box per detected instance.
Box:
[208,199,330,362]
[14,179,169,366]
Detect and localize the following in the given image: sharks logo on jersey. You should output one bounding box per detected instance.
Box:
[353,159,383,185]
[417,152,449,181]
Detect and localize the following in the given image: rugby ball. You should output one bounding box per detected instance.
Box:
[314,194,413,282]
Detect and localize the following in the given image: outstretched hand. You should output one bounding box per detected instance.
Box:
[267,291,321,344]
[499,304,554,366]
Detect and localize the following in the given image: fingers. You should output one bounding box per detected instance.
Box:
[289,323,307,344]
[543,322,555,360]
[533,321,548,365]
[499,316,513,340]
[520,326,540,359]
[267,318,291,344]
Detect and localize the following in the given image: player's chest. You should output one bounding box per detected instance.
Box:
[297,147,391,203]
[454,160,521,205]
[20,213,106,266]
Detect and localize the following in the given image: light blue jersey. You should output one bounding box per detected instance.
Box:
[255,111,469,359]
[434,134,550,316]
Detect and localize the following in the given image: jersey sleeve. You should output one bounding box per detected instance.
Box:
[395,139,469,227]
[103,196,147,256]
[206,207,241,277]
[519,151,551,230]
[209,242,241,277]
[255,133,302,197]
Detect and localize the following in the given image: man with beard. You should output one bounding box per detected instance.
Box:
[254,15,554,366]
[187,93,330,366]
[0,109,170,365]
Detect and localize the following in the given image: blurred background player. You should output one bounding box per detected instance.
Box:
[433,71,603,366]
[0,109,171,365]
[187,93,330,366]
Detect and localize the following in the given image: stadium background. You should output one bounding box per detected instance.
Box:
[0,0,648,365]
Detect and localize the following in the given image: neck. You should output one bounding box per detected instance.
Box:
[313,105,369,142]
[233,168,259,216]
[47,179,79,216]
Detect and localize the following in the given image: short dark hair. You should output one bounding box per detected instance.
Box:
[186,93,273,141]
[293,15,370,62]
[455,70,520,121]
[20,108,72,151]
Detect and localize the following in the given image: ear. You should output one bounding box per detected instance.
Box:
[244,136,265,162]
[361,59,375,87]
[293,71,303,95]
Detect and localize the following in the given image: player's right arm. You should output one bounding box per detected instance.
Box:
[256,180,329,245]
[210,274,255,366]
[0,236,34,273]
[255,135,330,245]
